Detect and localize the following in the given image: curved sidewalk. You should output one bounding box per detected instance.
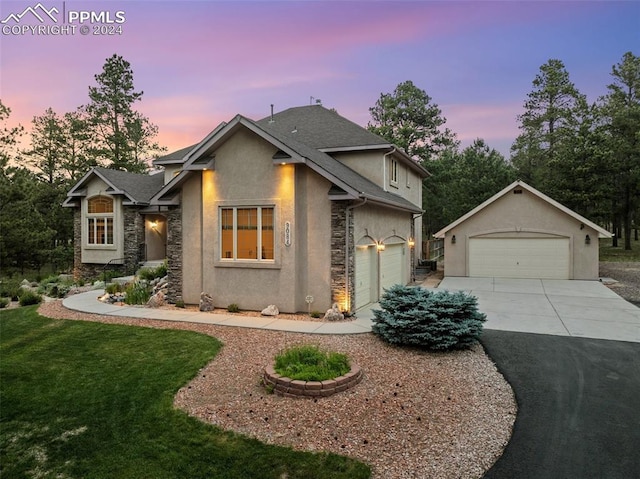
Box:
[62,290,374,335]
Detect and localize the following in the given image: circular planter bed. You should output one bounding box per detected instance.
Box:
[263,363,362,399]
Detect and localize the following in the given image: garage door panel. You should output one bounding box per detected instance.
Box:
[380,244,404,291]
[469,238,569,279]
[355,246,373,309]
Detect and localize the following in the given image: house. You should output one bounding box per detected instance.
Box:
[433,180,612,280]
[65,105,428,313]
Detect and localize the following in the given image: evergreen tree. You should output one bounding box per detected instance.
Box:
[85,54,162,172]
[24,108,66,184]
[511,59,587,195]
[0,100,23,168]
[599,52,640,250]
[368,80,458,162]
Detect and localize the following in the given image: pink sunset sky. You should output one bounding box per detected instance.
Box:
[1,0,638,159]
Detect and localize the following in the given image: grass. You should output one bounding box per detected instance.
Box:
[0,307,370,479]
[274,345,351,382]
[599,237,640,262]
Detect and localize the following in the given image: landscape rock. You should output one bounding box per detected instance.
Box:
[323,303,344,321]
[199,292,214,312]
[147,291,166,308]
[261,304,279,316]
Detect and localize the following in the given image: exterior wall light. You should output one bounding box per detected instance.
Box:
[150,220,158,230]
[451,235,456,244]
[585,234,591,245]
[408,238,415,248]
[377,243,386,252]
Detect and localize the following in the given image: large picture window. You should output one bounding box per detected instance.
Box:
[221,206,274,260]
[87,196,114,245]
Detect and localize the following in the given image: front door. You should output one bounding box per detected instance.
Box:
[144,214,167,261]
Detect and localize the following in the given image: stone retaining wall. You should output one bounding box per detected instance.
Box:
[263,364,362,398]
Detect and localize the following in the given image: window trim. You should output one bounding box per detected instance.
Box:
[86,196,115,246]
[389,158,399,185]
[219,205,276,263]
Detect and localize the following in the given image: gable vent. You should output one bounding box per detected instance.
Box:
[513,189,523,194]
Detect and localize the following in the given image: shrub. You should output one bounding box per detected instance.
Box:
[18,290,43,306]
[274,345,350,381]
[310,310,323,318]
[138,262,168,281]
[0,298,9,309]
[175,300,185,308]
[105,283,124,295]
[371,284,486,351]
[0,279,21,301]
[124,282,151,305]
[227,303,240,313]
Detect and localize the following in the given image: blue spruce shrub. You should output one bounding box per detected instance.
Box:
[371,284,486,351]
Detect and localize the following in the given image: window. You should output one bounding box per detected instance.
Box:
[87,196,114,245]
[221,206,274,261]
[390,159,398,184]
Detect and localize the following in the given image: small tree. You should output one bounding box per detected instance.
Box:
[371,285,486,351]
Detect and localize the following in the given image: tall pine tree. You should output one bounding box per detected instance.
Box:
[85,54,163,172]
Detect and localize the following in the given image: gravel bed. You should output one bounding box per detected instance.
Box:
[600,261,640,306]
[38,300,516,479]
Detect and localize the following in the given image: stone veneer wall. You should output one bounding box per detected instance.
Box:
[123,208,145,268]
[165,206,183,303]
[330,201,354,313]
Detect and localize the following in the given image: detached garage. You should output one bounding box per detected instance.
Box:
[434,181,612,280]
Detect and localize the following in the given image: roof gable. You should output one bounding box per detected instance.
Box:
[434,180,612,239]
[64,167,165,207]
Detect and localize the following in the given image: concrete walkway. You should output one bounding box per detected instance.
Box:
[62,290,375,335]
[437,277,640,343]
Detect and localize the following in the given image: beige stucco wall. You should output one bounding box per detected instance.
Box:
[443,188,601,280]
[180,127,334,312]
[80,177,124,264]
[181,174,203,304]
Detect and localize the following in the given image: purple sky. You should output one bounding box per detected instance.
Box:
[1,0,638,159]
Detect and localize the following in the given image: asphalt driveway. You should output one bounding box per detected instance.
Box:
[437,277,640,343]
[481,330,640,479]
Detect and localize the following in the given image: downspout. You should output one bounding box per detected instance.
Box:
[383,147,396,192]
[411,211,425,281]
[345,197,368,313]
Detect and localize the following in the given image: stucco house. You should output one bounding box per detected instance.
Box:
[65,105,428,313]
[434,180,612,280]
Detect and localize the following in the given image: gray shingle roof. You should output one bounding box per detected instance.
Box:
[91,167,165,204]
[256,105,390,150]
[249,119,422,212]
[153,144,198,165]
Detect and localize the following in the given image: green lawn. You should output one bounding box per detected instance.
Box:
[0,307,370,479]
[599,237,640,262]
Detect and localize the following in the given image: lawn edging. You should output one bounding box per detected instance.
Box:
[263,363,362,398]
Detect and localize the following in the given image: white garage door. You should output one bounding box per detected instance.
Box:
[380,244,405,292]
[468,237,570,279]
[355,246,374,309]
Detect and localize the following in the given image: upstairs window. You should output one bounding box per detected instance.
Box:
[390,159,398,185]
[87,196,114,245]
[221,206,274,261]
